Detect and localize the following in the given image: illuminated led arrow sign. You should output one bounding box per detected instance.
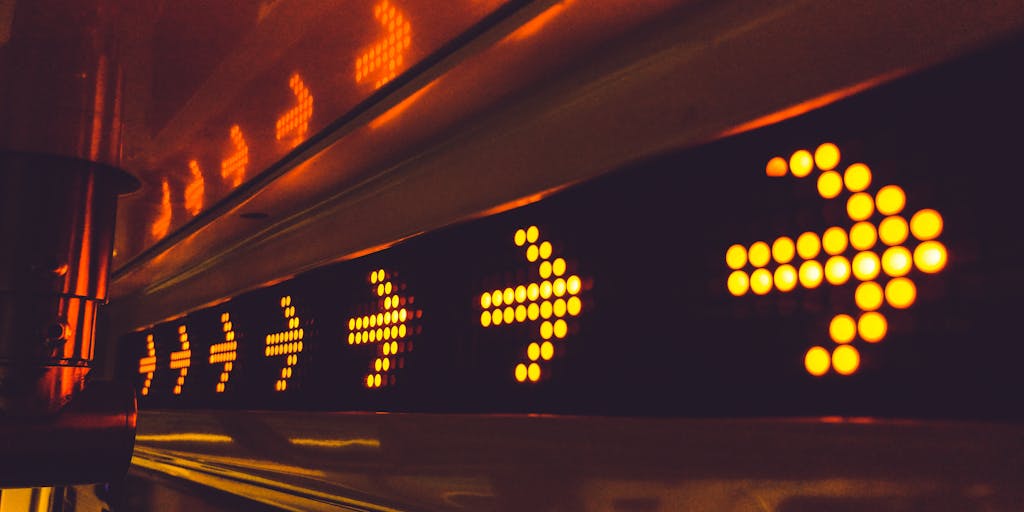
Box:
[479,225,585,383]
[355,0,412,89]
[346,269,421,389]
[726,143,948,377]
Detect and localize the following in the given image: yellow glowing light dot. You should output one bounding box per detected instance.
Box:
[799,260,824,289]
[492,290,503,307]
[528,343,540,361]
[399,309,407,322]
[540,321,553,339]
[376,270,385,282]
[528,303,540,320]
[540,281,553,299]
[516,305,527,322]
[858,312,888,343]
[385,282,393,294]
[566,296,582,316]
[766,156,788,177]
[366,375,374,388]
[566,276,581,295]
[526,226,539,243]
[829,314,857,344]
[885,277,916,309]
[370,270,378,283]
[527,363,541,382]
[817,171,843,199]
[540,301,552,319]
[553,299,566,317]
[398,325,406,338]
[382,358,391,371]
[553,278,566,297]
[748,241,771,268]
[832,345,860,375]
[805,346,831,376]
[383,343,391,356]
[515,363,528,382]
[797,232,821,260]
[852,251,881,281]
[553,319,567,339]
[855,281,884,311]
[528,283,540,301]
[822,227,848,255]
[515,286,527,303]
[377,284,385,296]
[503,307,514,323]
[881,246,912,277]
[539,261,552,279]
[914,240,948,274]
[750,268,773,295]
[552,258,566,276]
[879,216,909,246]
[540,341,554,360]
[847,192,875,221]
[539,241,553,260]
[726,244,747,270]
[772,237,796,264]
[824,256,851,285]
[790,149,814,177]
[849,222,877,251]
[492,309,502,325]
[774,265,797,292]
[374,374,382,387]
[527,245,539,262]
[503,288,514,305]
[514,229,527,246]
[875,185,906,215]
[910,209,943,241]
[814,142,841,170]
[844,163,872,192]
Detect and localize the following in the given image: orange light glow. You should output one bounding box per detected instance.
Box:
[855,281,884,311]
[221,125,248,188]
[210,312,238,393]
[849,222,877,251]
[885,277,916,309]
[824,256,851,285]
[748,241,771,267]
[829,314,856,344]
[185,160,205,216]
[879,216,909,246]
[844,163,872,192]
[797,232,821,259]
[789,149,814,177]
[914,240,948,274]
[355,0,412,89]
[881,246,912,277]
[817,170,843,199]
[910,209,944,241]
[151,178,172,240]
[774,265,797,292]
[822,227,848,255]
[814,143,841,171]
[772,237,795,264]
[750,268,773,295]
[805,346,830,376]
[275,73,313,145]
[847,192,875,221]
[875,185,906,216]
[266,295,303,392]
[369,81,436,129]
[831,345,860,375]
[766,156,788,177]
[506,1,570,41]
[138,334,156,396]
[799,260,824,289]
[851,251,880,281]
[858,312,887,343]
[170,324,191,395]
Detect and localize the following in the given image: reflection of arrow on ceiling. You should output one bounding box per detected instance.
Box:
[355,0,412,89]
[275,73,313,146]
[726,143,947,377]
[479,226,584,383]
[220,125,248,188]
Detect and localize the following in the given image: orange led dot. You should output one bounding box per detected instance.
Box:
[858,312,888,343]
[772,237,796,264]
[553,278,566,297]
[540,321,553,339]
[540,301,553,319]
[516,305,527,322]
[527,303,540,320]
[383,343,391,355]
[527,245,539,262]
[881,246,912,277]
[797,232,821,260]
[552,258,567,276]
[910,209,943,241]
[805,346,831,376]
[852,251,881,281]
[348,318,356,330]
[366,375,374,388]
[540,341,554,360]
[539,261,552,279]
[849,222,877,251]
[374,374,382,387]
[814,142,841,171]
[879,216,909,246]
[789,149,813,177]
[527,363,541,382]
[885,277,916,309]
[553,299,566,317]
[528,283,540,301]
[799,260,824,289]
[553,319,568,339]
[749,268,773,295]
[566,296,582,316]
[914,240,947,274]
[539,241,553,260]
[829,314,857,344]
[566,276,582,295]
[377,269,385,282]
[766,156,788,177]
[503,307,514,324]
[540,281,553,299]
[847,192,874,221]
[774,265,797,292]
[528,343,540,361]
[526,225,539,243]
[491,309,502,325]
[844,163,872,192]
[832,345,860,375]
[491,290,503,307]
[817,170,843,199]
[515,285,527,303]
[855,281,884,311]
[503,288,514,305]
[748,241,771,268]
[515,363,528,382]
[726,244,747,269]
[824,256,851,285]
[875,185,906,215]
[514,229,527,246]
[398,325,406,338]
[822,227,848,255]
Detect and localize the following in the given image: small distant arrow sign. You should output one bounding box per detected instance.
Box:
[265,295,304,392]
[355,0,412,89]
[275,73,313,146]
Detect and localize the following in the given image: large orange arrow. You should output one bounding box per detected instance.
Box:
[265,295,304,392]
[479,225,585,383]
[346,269,420,389]
[209,312,238,393]
[169,324,191,395]
[727,142,947,377]
[355,0,412,89]
[275,73,313,146]
[221,125,248,188]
